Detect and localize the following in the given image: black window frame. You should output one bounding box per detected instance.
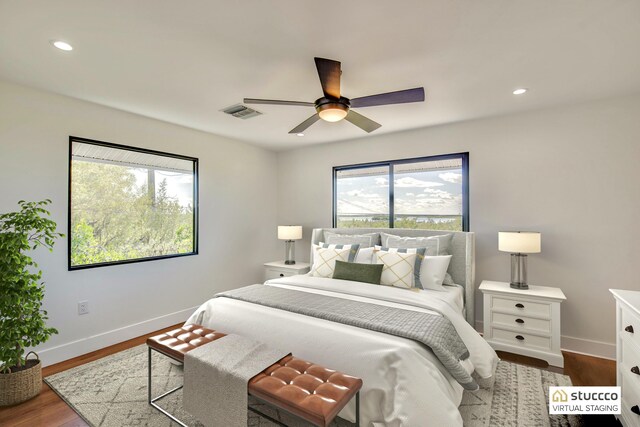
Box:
[68,136,199,270]
[332,152,469,231]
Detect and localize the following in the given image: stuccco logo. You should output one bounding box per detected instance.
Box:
[549,386,621,414]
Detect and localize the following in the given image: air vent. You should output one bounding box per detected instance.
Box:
[221,104,262,119]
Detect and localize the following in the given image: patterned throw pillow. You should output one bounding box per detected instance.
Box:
[311,243,360,278]
[373,249,417,289]
[374,246,426,289]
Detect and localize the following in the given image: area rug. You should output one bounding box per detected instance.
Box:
[45,344,582,426]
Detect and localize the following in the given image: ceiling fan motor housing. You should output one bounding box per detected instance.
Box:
[315,96,350,122]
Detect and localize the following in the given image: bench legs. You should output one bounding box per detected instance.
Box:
[148,346,188,427]
[148,345,360,427]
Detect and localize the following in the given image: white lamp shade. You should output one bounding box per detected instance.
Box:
[278,225,302,240]
[498,231,541,253]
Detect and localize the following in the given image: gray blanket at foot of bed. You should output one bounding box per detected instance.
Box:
[217,284,478,391]
[183,334,289,427]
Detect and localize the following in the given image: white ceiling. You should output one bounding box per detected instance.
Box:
[1,1,639,150]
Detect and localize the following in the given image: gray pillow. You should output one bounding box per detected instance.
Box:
[324,232,380,248]
[381,233,453,256]
[443,273,455,286]
[333,260,383,285]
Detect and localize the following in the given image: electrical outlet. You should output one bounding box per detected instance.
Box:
[78,300,89,315]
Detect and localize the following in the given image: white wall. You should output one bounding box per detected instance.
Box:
[277,94,640,359]
[0,81,281,366]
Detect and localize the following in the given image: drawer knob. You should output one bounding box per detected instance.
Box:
[515,318,525,324]
[279,273,285,277]
[626,325,635,334]
[515,303,525,308]
[632,366,640,376]
[632,405,640,416]
[515,335,525,341]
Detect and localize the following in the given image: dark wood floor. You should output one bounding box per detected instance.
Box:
[497,350,619,427]
[0,327,619,427]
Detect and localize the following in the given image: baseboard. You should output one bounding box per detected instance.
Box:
[560,335,616,360]
[36,306,199,367]
[475,320,616,361]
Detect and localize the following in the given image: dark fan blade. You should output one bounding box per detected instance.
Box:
[314,57,341,99]
[244,98,314,107]
[289,114,321,134]
[345,110,381,133]
[350,87,425,108]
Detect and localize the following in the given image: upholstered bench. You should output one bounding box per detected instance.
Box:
[147,324,362,427]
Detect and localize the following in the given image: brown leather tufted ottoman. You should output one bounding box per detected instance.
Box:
[147,324,362,427]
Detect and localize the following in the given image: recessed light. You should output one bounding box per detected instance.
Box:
[51,40,73,51]
[513,88,528,95]
[296,133,304,137]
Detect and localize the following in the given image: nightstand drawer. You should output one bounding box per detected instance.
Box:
[621,370,640,427]
[492,296,551,318]
[622,361,640,399]
[491,327,552,350]
[265,268,294,280]
[492,312,551,334]
[622,307,640,351]
[621,335,640,377]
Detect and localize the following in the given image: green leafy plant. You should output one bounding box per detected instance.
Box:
[0,200,63,373]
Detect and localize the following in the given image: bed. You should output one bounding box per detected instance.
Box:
[186,228,498,426]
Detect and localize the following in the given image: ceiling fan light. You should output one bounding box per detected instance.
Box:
[316,102,348,122]
[318,108,348,122]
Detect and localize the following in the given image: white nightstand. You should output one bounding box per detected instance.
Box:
[479,280,566,367]
[263,261,310,281]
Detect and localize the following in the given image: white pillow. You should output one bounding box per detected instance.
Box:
[355,247,374,264]
[311,244,359,278]
[419,255,453,291]
[374,249,417,289]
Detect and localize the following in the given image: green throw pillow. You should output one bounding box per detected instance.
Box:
[332,260,383,285]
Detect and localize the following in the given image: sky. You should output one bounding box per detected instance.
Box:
[132,168,194,208]
[337,168,463,216]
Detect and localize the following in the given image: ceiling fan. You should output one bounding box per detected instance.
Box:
[244,57,425,135]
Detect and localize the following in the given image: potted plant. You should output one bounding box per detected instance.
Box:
[0,200,63,406]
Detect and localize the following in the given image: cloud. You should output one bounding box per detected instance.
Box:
[346,190,379,198]
[405,192,415,196]
[375,177,388,186]
[337,199,388,215]
[423,188,454,199]
[439,172,462,184]
[394,177,444,188]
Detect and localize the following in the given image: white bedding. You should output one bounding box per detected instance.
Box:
[432,284,465,314]
[186,276,498,427]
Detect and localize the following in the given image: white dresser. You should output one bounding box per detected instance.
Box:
[611,289,640,427]
[480,280,566,367]
[263,261,310,281]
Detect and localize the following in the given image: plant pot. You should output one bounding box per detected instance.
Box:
[0,352,42,406]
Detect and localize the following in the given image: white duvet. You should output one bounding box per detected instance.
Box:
[186,276,498,427]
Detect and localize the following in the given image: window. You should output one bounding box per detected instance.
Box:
[68,137,198,269]
[333,153,468,231]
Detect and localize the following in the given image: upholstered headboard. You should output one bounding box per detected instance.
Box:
[310,228,476,326]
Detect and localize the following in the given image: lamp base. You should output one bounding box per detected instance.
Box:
[510,253,529,290]
[284,240,296,265]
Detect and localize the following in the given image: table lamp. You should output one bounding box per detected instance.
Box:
[278,225,302,265]
[498,231,541,289]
